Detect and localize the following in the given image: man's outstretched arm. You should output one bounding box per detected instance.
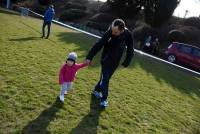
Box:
[86,29,111,61]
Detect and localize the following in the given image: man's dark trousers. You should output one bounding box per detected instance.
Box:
[42,21,51,38]
[94,67,116,101]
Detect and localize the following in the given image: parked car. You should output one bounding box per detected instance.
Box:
[165,42,200,70]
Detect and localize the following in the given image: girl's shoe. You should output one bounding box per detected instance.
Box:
[59,95,64,102]
[64,91,68,95]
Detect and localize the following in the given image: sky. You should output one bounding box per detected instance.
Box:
[174,0,200,18]
[96,0,200,18]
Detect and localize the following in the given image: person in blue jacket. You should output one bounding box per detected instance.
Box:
[41,5,55,39]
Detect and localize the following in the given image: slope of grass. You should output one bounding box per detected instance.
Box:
[0,9,200,134]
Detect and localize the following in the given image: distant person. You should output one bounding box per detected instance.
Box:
[143,35,152,53]
[58,52,89,102]
[41,5,55,39]
[152,37,160,55]
[85,19,134,107]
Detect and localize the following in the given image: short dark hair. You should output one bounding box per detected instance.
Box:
[112,19,125,31]
[50,5,54,8]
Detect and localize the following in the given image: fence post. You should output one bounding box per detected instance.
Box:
[6,0,10,9]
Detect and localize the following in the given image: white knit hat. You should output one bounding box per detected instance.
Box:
[67,52,77,62]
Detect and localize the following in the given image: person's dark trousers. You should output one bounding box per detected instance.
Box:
[94,67,116,101]
[42,21,51,38]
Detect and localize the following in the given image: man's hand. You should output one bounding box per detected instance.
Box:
[84,59,91,65]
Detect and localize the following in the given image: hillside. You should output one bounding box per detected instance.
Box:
[0,8,200,134]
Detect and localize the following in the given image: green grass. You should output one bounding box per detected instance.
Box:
[0,8,200,134]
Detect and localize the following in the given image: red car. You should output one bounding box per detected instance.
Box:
[165,42,200,70]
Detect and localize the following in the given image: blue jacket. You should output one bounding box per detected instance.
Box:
[44,7,55,23]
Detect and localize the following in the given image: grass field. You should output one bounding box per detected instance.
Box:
[0,8,200,134]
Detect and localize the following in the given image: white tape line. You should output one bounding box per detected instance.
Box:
[26,8,200,76]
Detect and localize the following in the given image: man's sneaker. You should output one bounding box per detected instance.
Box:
[100,100,108,107]
[93,90,102,99]
[59,95,64,102]
[64,91,68,95]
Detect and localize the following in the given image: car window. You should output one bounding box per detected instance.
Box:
[180,46,192,54]
[193,48,200,57]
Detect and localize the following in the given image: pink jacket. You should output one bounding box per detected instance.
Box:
[59,63,88,84]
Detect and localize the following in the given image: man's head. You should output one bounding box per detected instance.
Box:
[111,19,125,36]
[50,5,54,9]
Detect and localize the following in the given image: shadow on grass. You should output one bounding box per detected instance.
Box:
[69,95,104,134]
[57,31,96,50]
[22,99,63,134]
[57,31,100,66]
[0,8,19,16]
[9,37,41,41]
[131,55,200,98]
[16,21,59,44]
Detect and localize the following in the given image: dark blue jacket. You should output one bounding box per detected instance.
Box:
[86,28,134,69]
[44,7,55,23]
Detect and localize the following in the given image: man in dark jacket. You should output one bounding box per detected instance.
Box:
[41,5,55,39]
[85,19,134,107]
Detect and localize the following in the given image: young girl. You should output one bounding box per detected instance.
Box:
[58,52,89,102]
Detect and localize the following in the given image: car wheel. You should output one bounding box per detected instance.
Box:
[167,54,176,63]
